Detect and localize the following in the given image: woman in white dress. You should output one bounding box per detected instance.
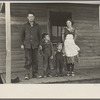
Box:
[62,19,80,76]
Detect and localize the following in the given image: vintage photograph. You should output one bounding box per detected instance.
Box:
[0,2,100,84]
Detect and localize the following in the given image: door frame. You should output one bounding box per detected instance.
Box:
[47,9,72,43]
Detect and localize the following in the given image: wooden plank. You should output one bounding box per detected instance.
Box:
[5,2,11,84]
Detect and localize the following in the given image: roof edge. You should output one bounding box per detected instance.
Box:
[0,1,99,13]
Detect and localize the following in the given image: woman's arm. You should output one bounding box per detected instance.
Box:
[62,28,65,42]
[74,29,78,41]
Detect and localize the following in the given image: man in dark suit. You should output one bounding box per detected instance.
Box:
[21,12,42,79]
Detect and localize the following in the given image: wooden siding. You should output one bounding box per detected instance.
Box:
[0,3,100,73]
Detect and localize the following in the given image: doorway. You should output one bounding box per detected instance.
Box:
[49,11,72,43]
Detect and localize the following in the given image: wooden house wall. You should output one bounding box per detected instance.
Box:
[0,3,100,73]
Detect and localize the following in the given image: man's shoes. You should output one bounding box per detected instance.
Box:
[24,74,30,80]
[37,75,42,78]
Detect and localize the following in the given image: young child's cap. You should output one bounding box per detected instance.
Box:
[57,42,62,46]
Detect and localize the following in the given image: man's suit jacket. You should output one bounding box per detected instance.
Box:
[21,22,42,49]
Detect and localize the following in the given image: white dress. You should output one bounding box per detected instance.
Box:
[64,34,80,57]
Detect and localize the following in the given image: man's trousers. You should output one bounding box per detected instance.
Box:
[24,48,38,76]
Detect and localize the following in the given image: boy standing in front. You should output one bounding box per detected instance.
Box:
[41,33,54,77]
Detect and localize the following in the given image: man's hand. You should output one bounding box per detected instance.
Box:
[39,45,42,50]
[21,45,24,49]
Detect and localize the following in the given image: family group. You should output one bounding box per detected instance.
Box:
[20,12,80,80]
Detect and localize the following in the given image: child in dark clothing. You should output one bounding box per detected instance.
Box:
[55,43,65,77]
[41,33,54,77]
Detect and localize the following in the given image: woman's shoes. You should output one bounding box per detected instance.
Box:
[71,72,75,76]
[67,71,70,76]
[67,71,75,76]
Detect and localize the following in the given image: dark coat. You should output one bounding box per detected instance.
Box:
[20,22,42,49]
[42,41,54,56]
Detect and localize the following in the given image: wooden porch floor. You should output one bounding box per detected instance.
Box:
[1,67,100,84]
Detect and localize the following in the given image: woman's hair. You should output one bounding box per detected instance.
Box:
[66,19,74,26]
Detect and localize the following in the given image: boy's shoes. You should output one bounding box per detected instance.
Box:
[43,74,52,78]
[67,73,70,76]
[55,74,58,77]
[59,74,64,77]
[47,74,52,77]
[55,73,64,77]
[32,74,42,78]
[43,75,47,78]
[25,74,30,80]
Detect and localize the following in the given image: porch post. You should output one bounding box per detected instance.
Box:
[99,5,100,28]
[5,2,11,83]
